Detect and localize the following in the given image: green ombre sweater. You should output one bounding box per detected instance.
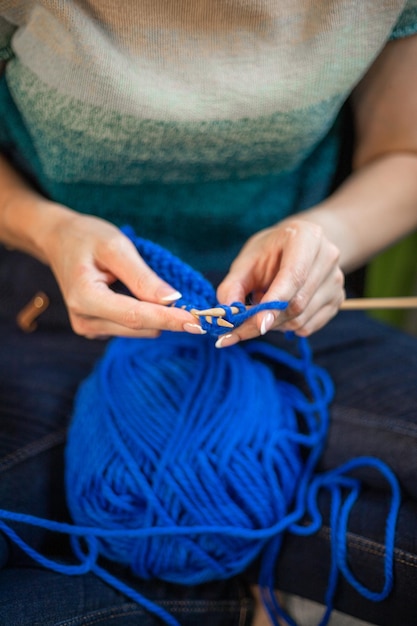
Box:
[0,1,417,271]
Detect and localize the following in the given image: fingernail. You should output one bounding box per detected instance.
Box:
[160,290,182,303]
[215,333,239,349]
[183,322,207,335]
[260,312,275,335]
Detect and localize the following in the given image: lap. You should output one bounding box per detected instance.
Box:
[1,248,417,623]
[313,311,417,499]
[0,568,253,626]
[2,249,416,499]
[260,308,417,497]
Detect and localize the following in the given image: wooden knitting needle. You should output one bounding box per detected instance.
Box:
[179,306,234,328]
[340,296,417,310]
[189,309,234,328]
[191,297,417,318]
[191,307,239,317]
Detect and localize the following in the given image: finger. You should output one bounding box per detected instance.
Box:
[69,288,198,335]
[83,326,160,339]
[256,234,340,334]
[261,225,323,302]
[216,237,266,305]
[278,298,344,337]
[216,274,255,307]
[215,294,340,348]
[96,233,183,304]
[220,258,343,346]
[218,223,324,324]
[274,273,346,336]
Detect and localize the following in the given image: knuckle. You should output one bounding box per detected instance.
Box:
[164,310,192,333]
[307,222,323,241]
[122,307,144,330]
[286,315,315,337]
[131,275,149,297]
[288,291,308,317]
[339,288,347,307]
[70,315,90,336]
[328,242,341,265]
[100,232,125,258]
[65,294,84,318]
[283,314,306,334]
[294,325,311,337]
[284,218,322,239]
[289,264,309,292]
[72,262,91,282]
[336,268,345,289]
[65,279,92,316]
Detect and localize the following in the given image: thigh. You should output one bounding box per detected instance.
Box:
[0,245,108,561]
[311,310,417,499]
[251,315,417,624]
[0,569,254,626]
[0,316,106,563]
[263,310,417,498]
[0,251,255,626]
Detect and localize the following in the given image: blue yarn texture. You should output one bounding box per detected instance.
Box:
[120,225,288,336]
[0,227,401,626]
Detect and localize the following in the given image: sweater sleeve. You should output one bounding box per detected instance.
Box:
[390,0,417,39]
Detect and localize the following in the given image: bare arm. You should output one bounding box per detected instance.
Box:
[301,34,417,272]
[218,34,417,342]
[0,154,197,338]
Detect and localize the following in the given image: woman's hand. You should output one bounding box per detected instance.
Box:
[0,155,200,339]
[216,218,345,346]
[37,207,200,339]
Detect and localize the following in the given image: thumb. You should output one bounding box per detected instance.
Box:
[216,264,257,306]
[98,234,182,305]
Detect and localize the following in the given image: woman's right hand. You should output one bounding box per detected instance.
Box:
[36,204,201,339]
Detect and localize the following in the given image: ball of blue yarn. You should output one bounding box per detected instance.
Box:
[65,332,305,585]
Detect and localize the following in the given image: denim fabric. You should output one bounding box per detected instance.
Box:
[1,248,417,625]
[248,310,417,625]
[0,569,253,626]
[0,248,254,626]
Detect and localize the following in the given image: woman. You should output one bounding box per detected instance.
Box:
[0,2,417,624]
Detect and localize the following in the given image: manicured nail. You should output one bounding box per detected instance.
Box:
[160,290,182,303]
[183,323,207,335]
[260,312,275,335]
[215,333,239,349]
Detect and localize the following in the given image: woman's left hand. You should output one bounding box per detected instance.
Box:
[216,218,345,347]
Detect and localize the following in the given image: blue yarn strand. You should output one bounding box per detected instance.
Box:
[121,224,288,336]
[0,228,402,626]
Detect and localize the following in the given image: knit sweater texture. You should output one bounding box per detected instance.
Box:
[0,1,416,271]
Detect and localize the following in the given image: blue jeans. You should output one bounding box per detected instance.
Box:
[1,247,417,625]
[252,313,417,626]
[0,248,254,625]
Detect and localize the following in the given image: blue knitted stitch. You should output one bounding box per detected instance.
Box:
[121,225,288,336]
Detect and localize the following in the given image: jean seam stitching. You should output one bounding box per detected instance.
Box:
[0,427,67,472]
[319,526,417,565]
[56,600,248,626]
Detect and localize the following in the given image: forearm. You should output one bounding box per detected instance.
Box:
[297,151,417,273]
[0,153,72,263]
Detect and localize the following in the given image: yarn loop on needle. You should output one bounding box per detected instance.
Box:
[121,225,287,336]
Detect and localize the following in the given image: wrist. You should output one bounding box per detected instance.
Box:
[2,192,76,264]
[294,205,357,271]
